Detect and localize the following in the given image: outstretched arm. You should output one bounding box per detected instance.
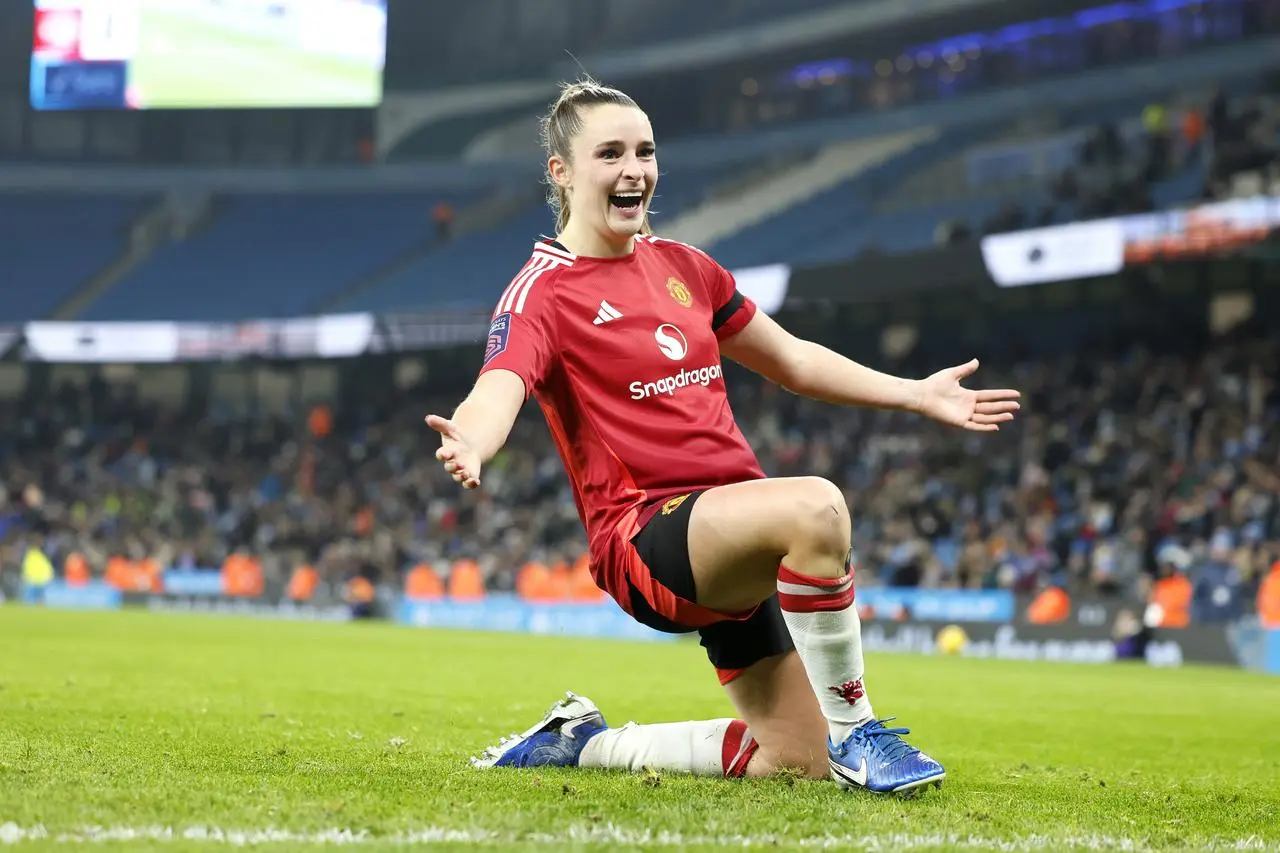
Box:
[719,311,1020,431]
[425,368,526,488]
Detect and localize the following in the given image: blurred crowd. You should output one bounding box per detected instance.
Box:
[731,329,1279,625]
[1,322,1277,624]
[977,76,1280,238]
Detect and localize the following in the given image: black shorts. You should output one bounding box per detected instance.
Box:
[627,489,794,682]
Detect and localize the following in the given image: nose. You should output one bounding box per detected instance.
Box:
[620,152,644,182]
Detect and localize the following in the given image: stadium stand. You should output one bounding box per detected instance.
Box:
[13,24,1271,321]
[704,82,1280,268]
[76,192,480,321]
[0,193,152,320]
[662,129,936,249]
[137,73,1269,320]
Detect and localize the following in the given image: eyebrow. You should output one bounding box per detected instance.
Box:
[594,139,656,150]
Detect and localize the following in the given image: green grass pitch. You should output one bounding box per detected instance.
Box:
[129,1,380,109]
[1,606,1277,852]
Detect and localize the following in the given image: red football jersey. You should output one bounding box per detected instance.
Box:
[478,235,766,591]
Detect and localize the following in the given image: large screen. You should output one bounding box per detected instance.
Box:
[30,0,386,110]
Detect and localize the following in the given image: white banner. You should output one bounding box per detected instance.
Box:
[24,321,179,362]
[979,219,1125,288]
[23,314,376,363]
[315,313,376,357]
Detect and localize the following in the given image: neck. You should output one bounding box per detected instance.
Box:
[556,219,636,259]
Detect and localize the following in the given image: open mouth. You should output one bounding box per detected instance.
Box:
[609,192,643,211]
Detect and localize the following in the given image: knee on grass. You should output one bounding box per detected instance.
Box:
[744,747,829,781]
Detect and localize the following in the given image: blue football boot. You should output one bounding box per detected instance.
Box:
[827,717,946,795]
[469,691,607,769]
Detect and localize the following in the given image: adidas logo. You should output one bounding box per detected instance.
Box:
[593,300,623,325]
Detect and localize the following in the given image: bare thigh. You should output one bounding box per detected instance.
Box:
[687,476,852,613]
[721,651,828,780]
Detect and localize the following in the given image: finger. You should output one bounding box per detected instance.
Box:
[444,461,459,474]
[964,421,1000,432]
[974,401,1020,415]
[436,447,455,462]
[462,476,480,489]
[951,358,980,379]
[975,389,1021,402]
[425,414,461,441]
[970,412,1015,425]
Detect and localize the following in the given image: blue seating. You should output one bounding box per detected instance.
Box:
[0,194,148,321]
[80,193,471,321]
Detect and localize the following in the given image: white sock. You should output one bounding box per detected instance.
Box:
[777,563,874,744]
[578,718,756,777]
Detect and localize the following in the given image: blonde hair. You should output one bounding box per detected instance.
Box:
[539,77,653,236]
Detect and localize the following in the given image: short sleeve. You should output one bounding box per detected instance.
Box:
[478,269,558,400]
[706,256,758,341]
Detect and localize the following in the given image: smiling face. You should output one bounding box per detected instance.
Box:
[549,103,658,257]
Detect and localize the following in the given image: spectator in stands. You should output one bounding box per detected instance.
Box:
[1191,535,1246,622]
[1149,546,1193,628]
[1258,559,1280,627]
[1181,106,1206,165]
[1141,101,1172,182]
[433,201,455,243]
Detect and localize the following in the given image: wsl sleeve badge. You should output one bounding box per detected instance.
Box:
[483,312,512,366]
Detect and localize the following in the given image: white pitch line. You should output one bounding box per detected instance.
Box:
[0,824,1276,851]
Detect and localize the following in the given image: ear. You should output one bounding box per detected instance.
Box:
[548,155,571,189]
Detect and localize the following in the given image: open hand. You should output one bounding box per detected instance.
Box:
[425,414,482,489]
[914,359,1021,432]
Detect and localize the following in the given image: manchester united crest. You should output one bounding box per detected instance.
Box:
[666,277,692,308]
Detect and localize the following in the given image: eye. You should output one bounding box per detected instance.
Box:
[599,148,620,160]
[639,146,656,158]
